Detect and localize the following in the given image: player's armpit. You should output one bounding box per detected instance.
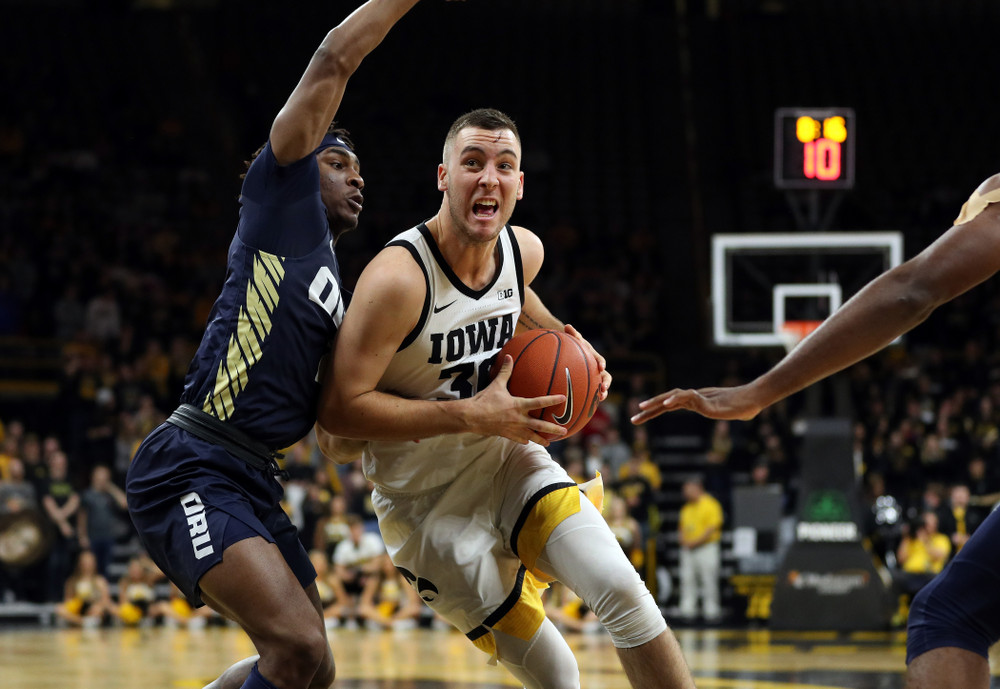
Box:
[317,245,426,436]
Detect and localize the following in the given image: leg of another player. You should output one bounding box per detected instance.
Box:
[535,497,697,689]
[203,579,333,689]
[903,509,1000,689]
[905,648,990,689]
[202,657,260,689]
[198,537,335,689]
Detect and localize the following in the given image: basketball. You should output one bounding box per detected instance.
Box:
[490,329,602,439]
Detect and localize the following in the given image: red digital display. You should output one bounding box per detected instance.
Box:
[775,108,855,189]
[804,139,841,181]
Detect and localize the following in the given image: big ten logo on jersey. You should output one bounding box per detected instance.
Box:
[497,287,514,300]
[429,313,515,399]
[396,566,439,602]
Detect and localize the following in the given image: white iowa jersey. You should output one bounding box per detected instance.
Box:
[363,222,525,493]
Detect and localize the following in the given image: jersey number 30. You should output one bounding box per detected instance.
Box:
[439,358,497,399]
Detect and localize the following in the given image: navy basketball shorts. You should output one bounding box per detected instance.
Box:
[126,422,315,606]
[906,506,1000,662]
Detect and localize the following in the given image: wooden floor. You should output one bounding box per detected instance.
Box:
[3,623,999,689]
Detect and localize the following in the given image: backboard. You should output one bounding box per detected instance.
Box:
[711,232,903,347]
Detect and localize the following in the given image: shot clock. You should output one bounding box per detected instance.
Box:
[774,107,855,189]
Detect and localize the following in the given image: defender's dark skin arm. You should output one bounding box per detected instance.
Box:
[269,0,421,165]
[633,174,1000,424]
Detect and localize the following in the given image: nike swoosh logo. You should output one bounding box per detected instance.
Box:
[433,300,457,314]
[553,367,574,425]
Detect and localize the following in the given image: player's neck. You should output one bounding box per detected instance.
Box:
[426,213,501,291]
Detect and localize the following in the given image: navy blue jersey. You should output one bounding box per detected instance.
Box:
[180,143,346,449]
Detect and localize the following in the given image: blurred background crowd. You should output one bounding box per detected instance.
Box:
[2,0,1000,629]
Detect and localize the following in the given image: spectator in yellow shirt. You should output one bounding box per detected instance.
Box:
[618,449,662,491]
[677,477,724,623]
[613,450,662,541]
[897,511,952,595]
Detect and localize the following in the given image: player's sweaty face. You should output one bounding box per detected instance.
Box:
[318,148,364,235]
[441,127,523,243]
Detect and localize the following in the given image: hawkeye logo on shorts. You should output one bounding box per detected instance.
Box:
[396,566,439,602]
[180,492,215,560]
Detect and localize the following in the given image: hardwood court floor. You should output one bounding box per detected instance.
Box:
[3,624,999,689]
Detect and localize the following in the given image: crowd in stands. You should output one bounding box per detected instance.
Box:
[4,191,1000,630]
[4,244,1000,629]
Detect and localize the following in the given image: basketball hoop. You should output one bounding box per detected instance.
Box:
[778,319,823,353]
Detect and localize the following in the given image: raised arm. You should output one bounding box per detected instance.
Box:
[269,0,421,165]
[633,173,1000,424]
[316,245,567,445]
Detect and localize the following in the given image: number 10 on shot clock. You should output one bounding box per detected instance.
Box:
[774,107,855,190]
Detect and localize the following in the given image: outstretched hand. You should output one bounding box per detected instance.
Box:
[469,355,567,445]
[564,323,611,401]
[630,385,762,425]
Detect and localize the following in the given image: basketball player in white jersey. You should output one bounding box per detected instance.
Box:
[317,109,696,689]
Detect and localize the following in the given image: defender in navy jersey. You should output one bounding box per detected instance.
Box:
[317,109,698,689]
[125,3,426,689]
[632,176,1000,689]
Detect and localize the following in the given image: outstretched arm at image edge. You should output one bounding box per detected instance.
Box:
[633,174,1000,424]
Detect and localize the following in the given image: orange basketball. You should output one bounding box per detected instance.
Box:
[491,329,602,439]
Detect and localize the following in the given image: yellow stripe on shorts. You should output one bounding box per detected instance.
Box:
[466,482,585,655]
[511,482,581,577]
[468,567,550,654]
[492,569,549,640]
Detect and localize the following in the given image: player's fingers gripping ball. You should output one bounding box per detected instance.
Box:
[490,329,602,439]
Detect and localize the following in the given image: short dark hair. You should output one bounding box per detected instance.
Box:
[684,475,705,488]
[442,108,520,163]
[241,122,356,179]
